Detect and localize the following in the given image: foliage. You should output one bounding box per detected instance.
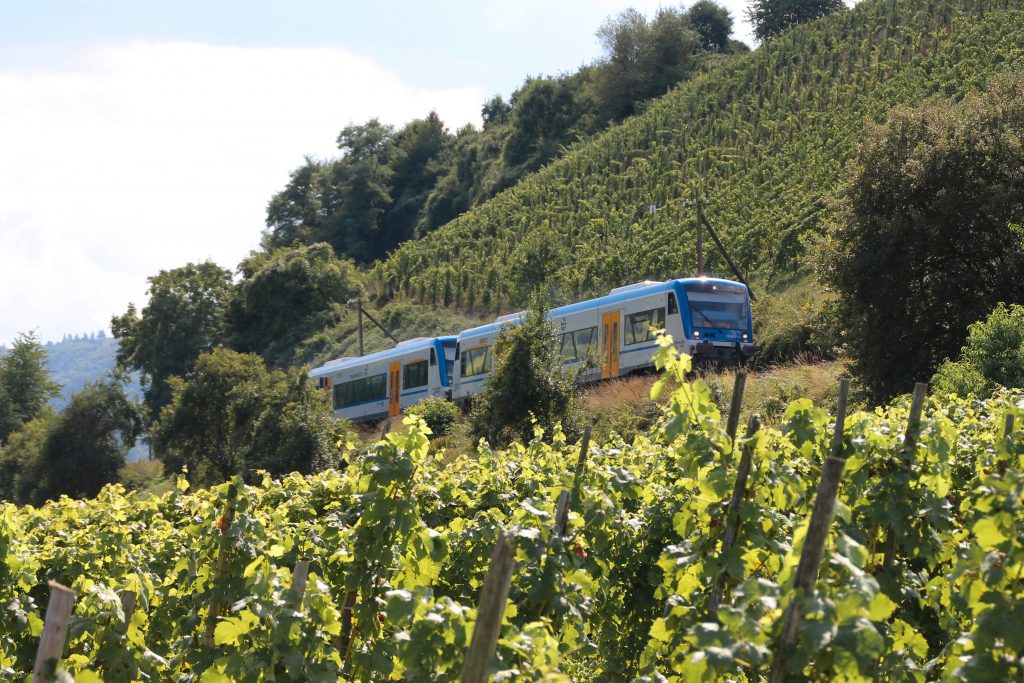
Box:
[26,378,143,505]
[0,411,56,504]
[933,303,1024,397]
[225,244,364,367]
[0,331,61,445]
[0,344,1021,681]
[406,396,458,438]
[468,299,581,447]
[814,73,1024,399]
[746,0,845,42]
[260,4,740,267]
[41,334,143,413]
[111,261,233,418]
[152,348,347,485]
[373,0,1024,311]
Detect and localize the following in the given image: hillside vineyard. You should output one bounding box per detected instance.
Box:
[371,0,1024,311]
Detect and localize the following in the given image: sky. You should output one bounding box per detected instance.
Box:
[0,0,757,344]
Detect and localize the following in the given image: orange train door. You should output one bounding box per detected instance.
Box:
[601,311,620,379]
[388,362,402,417]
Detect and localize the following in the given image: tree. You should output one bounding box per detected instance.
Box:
[686,0,734,52]
[814,75,1024,399]
[746,0,844,42]
[0,331,61,445]
[469,297,581,447]
[111,261,234,419]
[27,378,142,504]
[152,348,346,485]
[592,7,702,122]
[0,410,56,503]
[225,243,364,366]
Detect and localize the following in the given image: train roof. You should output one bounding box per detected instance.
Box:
[456,277,747,341]
[309,335,456,378]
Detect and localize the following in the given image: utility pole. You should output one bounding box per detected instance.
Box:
[349,299,400,355]
[696,196,705,275]
[357,305,364,356]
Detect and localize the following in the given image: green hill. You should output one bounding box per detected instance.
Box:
[370,0,1024,309]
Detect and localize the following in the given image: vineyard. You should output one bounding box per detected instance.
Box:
[2,340,1022,681]
[370,0,1024,309]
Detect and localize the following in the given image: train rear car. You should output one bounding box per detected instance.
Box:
[309,336,456,423]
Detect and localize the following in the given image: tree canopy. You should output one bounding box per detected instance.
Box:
[0,331,61,445]
[152,347,346,485]
[746,0,845,42]
[111,261,233,418]
[814,73,1024,398]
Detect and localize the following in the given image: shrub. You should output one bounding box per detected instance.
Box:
[468,297,581,447]
[933,303,1024,397]
[406,397,458,438]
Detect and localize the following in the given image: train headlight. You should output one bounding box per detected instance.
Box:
[742,333,749,341]
[693,330,700,338]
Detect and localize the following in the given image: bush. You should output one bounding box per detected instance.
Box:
[406,397,458,438]
[468,297,581,447]
[933,303,1024,397]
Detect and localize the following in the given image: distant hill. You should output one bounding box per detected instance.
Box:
[39,334,142,412]
[370,0,1024,309]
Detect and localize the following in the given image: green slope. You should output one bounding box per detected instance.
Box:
[371,0,1024,309]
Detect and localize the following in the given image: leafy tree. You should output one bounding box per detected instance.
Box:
[500,76,586,183]
[591,6,703,122]
[469,297,581,447]
[0,331,61,445]
[152,347,346,485]
[746,0,844,42]
[933,303,1024,397]
[263,157,323,249]
[111,261,233,419]
[27,378,143,504]
[226,243,364,366]
[0,410,56,503]
[686,0,734,52]
[814,74,1024,399]
[406,396,458,438]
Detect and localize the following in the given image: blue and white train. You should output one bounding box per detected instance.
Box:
[309,277,755,423]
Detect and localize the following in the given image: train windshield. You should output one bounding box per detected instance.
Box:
[683,283,749,330]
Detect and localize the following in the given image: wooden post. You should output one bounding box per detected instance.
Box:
[461,534,516,683]
[33,581,76,683]
[1000,413,1016,476]
[203,482,238,647]
[119,590,137,626]
[553,490,572,539]
[768,380,848,683]
[882,382,927,570]
[725,372,748,446]
[289,560,310,611]
[573,426,592,483]
[338,590,358,661]
[709,414,760,617]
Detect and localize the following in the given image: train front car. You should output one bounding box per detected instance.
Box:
[674,278,756,366]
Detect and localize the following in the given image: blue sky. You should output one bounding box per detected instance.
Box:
[0,1,756,344]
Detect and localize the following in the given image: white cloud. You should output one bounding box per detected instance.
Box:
[0,42,486,343]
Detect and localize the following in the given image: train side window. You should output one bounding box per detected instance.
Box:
[333,374,387,409]
[461,346,491,377]
[668,293,678,315]
[403,360,429,389]
[430,348,437,366]
[625,308,666,345]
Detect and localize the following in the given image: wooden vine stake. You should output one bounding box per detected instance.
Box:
[32,581,76,683]
[882,382,927,570]
[553,489,572,539]
[572,426,592,483]
[461,534,516,683]
[289,560,310,611]
[725,372,748,446]
[119,590,137,627]
[1000,413,1015,476]
[203,482,238,647]
[709,413,760,617]
[768,378,849,683]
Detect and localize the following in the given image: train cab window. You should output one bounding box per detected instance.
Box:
[625,308,666,345]
[403,360,429,390]
[668,293,678,315]
[333,374,387,409]
[461,345,491,377]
